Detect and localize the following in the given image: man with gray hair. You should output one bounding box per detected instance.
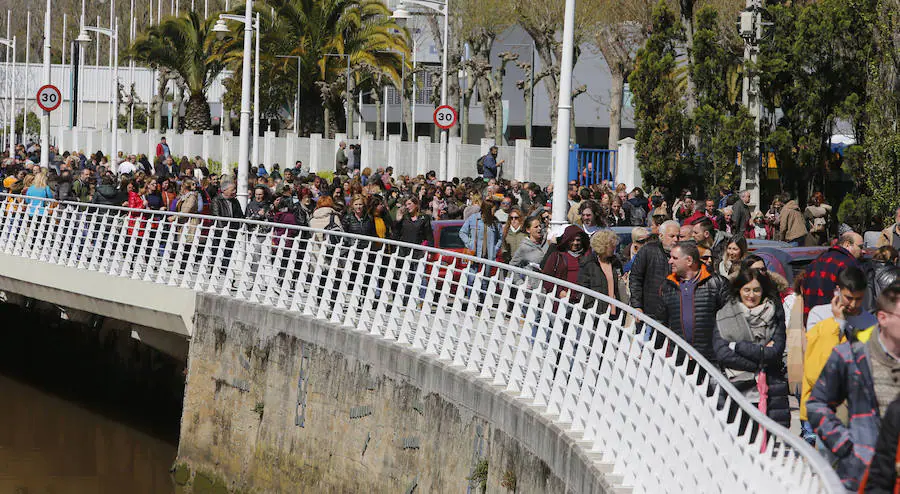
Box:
[732,190,751,236]
[630,220,681,321]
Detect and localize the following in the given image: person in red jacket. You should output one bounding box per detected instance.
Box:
[155,137,171,160]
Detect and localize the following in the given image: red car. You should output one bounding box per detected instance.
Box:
[429,220,501,284]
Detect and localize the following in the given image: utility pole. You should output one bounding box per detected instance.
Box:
[740,0,763,210]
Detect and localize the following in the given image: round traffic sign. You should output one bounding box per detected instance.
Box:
[433,105,457,130]
[36,85,62,112]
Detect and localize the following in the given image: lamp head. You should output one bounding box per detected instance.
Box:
[75,31,92,44]
[391,4,411,26]
[212,19,230,40]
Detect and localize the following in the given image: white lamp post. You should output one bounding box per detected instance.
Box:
[392,0,449,179]
[213,1,254,208]
[550,0,576,228]
[275,55,302,136]
[0,36,15,160]
[77,20,119,172]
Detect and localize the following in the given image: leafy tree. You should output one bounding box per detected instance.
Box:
[864,0,900,224]
[14,111,41,138]
[691,6,755,196]
[220,0,407,137]
[628,1,692,188]
[129,12,226,131]
[757,0,874,200]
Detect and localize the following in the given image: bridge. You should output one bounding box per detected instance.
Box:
[0,193,840,493]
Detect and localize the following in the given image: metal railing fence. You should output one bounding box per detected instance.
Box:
[0,193,842,494]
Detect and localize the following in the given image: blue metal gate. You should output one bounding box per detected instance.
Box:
[568,145,617,186]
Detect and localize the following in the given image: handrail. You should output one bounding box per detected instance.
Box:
[0,192,843,493]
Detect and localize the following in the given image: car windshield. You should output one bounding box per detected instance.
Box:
[439,226,466,249]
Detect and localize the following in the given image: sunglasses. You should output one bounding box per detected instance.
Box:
[510,215,521,220]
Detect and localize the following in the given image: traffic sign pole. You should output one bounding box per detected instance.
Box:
[36,85,62,113]
[433,105,457,131]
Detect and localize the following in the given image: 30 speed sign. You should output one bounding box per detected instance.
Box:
[433,105,458,130]
[36,85,62,112]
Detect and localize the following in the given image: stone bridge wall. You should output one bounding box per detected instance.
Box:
[175,293,612,493]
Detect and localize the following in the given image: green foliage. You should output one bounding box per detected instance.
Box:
[838,194,876,233]
[628,1,692,189]
[218,0,408,136]
[129,12,227,130]
[757,0,874,197]
[468,458,489,493]
[15,111,41,138]
[691,7,756,196]
[863,0,900,225]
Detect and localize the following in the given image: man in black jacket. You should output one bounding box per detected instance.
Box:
[210,182,244,272]
[630,220,680,321]
[659,241,727,364]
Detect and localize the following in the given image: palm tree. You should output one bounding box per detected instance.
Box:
[220,0,409,137]
[130,12,226,131]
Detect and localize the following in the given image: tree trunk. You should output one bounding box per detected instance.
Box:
[223,109,231,132]
[461,95,470,144]
[374,90,382,141]
[173,85,183,132]
[346,77,356,139]
[496,99,504,145]
[184,92,211,131]
[608,67,625,149]
[324,107,331,139]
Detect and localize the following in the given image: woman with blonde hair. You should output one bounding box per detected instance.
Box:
[24,171,53,217]
[463,192,482,220]
[577,229,624,317]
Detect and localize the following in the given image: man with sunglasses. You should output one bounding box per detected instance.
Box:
[807,282,900,491]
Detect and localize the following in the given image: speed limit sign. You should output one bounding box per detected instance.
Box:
[433,105,457,130]
[36,85,62,112]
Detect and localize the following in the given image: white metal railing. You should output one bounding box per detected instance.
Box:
[0,193,842,493]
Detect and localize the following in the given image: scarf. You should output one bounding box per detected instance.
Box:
[569,247,585,257]
[716,299,777,344]
[739,300,777,342]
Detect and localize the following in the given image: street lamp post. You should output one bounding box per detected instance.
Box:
[213,1,254,208]
[376,49,406,141]
[0,36,15,159]
[40,0,52,168]
[252,12,260,167]
[324,53,351,139]
[392,0,449,179]
[77,21,119,172]
[550,0,576,228]
[275,55,302,136]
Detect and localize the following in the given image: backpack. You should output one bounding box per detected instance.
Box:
[476,155,486,175]
[325,212,344,244]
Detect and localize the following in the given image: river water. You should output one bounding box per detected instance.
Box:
[0,302,185,494]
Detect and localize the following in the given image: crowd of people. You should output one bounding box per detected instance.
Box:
[8,137,900,491]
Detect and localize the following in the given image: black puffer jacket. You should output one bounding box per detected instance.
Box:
[712,299,790,428]
[628,241,670,320]
[658,266,728,363]
[865,260,900,312]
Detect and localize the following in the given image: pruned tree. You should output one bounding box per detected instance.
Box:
[512,0,600,138]
[593,0,653,148]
